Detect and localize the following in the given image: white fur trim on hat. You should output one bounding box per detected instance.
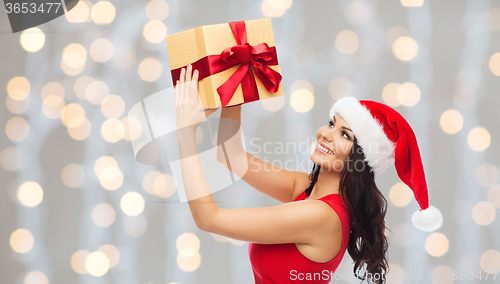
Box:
[412,205,444,232]
[329,96,395,176]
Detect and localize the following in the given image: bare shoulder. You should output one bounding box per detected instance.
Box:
[290,171,313,202]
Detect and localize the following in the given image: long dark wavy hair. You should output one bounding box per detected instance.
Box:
[305,137,390,284]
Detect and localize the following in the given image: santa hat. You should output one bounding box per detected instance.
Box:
[329,96,443,232]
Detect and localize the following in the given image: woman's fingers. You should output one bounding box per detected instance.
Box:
[190,69,199,101]
[175,79,180,108]
[179,67,186,105]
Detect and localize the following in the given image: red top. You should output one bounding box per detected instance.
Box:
[248,190,352,284]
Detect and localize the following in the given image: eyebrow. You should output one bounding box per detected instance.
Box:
[332,117,353,134]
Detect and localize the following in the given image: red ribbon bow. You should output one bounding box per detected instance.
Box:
[170,21,282,108]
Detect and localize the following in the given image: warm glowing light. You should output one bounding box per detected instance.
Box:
[101,118,125,143]
[488,184,500,208]
[90,38,114,63]
[61,163,85,188]
[392,36,418,61]
[99,166,124,191]
[85,81,109,105]
[143,20,167,44]
[400,0,424,7]
[143,170,161,195]
[98,245,120,268]
[20,28,45,52]
[71,250,90,274]
[386,26,409,47]
[389,183,413,207]
[211,233,229,243]
[5,117,29,142]
[120,192,145,216]
[65,0,92,23]
[85,251,110,277]
[94,156,118,176]
[335,30,359,54]
[74,76,94,100]
[91,1,116,25]
[425,232,449,257]
[177,252,202,272]
[440,109,463,134]
[122,116,142,141]
[261,95,285,112]
[472,201,496,226]
[138,58,162,82]
[41,82,65,100]
[382,83,401,107]
[10,228,34,253]
[476,164,499,188]
[146,0,170,20]
[467,127,491,152]
[67,116,91,140]
[0,147,22,171]
[17,181,43,207]
[480,250,500,273]
[6,95,29,114]
[486,8,500,31]
[397,82,420,107]
[7,76,30,101]
[61,103,86,127]
[489,52,500,76]
[290,89,314,113]
[113,45,136,68]
[177,233,200,256]
[431,265,454,284]
[62,43,87,69]
[92,203,116,227]
[23,270,49,284]
[101,95,125,118]
[329,77,352,100]
[261,0,286,18]
[42,95,66,119]
[123,215,148,237]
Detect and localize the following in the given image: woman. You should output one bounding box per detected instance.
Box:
[175,64,443,283]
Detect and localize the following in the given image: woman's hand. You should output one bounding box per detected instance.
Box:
[175,64,218,133]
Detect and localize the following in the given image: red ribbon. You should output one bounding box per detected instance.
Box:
[170,21,282,108]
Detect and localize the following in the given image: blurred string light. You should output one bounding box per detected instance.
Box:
[480,250,500,272]
[138,57,162,82]
[388,182,413,207]
[176,233,202,272]
[85,251,110,276]
[67,116,91,140]
[42,95,66,119]
[101,118,125,143]
[93,156,124,190]
[61,103,86,127]
[91,1,115,25]
[386,26,409,47]
[335,30,359,54]
[71,250,90,274]
[92,203,116,227]
[400,0,424,7]
[17,181,43,207]
[261,94,285,112]
[65,0,92,23]
[86,80,109,105]
[7,76,30,100]
[123,215,147,237]
[101,95,125,118]
[290,80,314,113]
[146,0,170,20]
[425,232,449,257]
[488,52,500,76]
[431,265,454,283]
[120,192,145,216]
[489,184,500,208]
[143,20,168,44]
[113,45,136,68]
[5,117,29,142]
[61,43,87,76]
[61,163,85,188]
[381,82,421,107]
[0,147,23,171]
[23,271,49,284]
[328,77,352,100]
[261,0,292,18]
[98,244,120,268]
[475,163,499,188]
[472,201,496,226]
[467,127,491,152]
[440,109,464,134]
[6,95,30,114]
[20,28,45,52]
[10,228,34,253]
[90,39,114,63]
[485,8,500,31]
[121,116,142,141]
[392,36,418,61]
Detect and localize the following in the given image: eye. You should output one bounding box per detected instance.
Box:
[342,131,351,140]
[328,120,334,127]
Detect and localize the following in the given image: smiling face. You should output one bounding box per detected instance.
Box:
[310,114,354,171]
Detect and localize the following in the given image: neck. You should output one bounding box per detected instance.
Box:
[308,166,341,199]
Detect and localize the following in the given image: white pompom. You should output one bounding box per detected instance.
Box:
[412,205,443,232]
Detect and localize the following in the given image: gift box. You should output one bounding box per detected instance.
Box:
[165,18,284,108]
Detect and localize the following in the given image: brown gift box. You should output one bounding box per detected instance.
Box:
[165,18,284,108]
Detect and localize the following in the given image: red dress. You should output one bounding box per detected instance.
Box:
[248,190,352,284]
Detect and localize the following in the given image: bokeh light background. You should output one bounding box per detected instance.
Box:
[1,0,500,283]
